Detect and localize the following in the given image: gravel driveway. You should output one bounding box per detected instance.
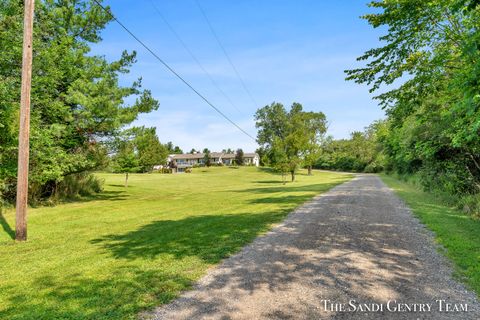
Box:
[144,175,480,319]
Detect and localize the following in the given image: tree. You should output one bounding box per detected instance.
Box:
[173,146,183,154]
[304,143,321,175]
[255,147,268,166]
[346,0,480,203]
[112,141,140,188]
[189,148,197,154]
[111,126,167,185]
[203,148,211,167]
[131,127,168,172]
[165,142,183,154]
[235,149,244,166]
[314,121,386,173]
[255,102,326,181]
[0,0,158,203]
[301,111,327,175]
[270,137,290,184]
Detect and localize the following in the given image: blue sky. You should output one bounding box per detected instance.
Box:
[92,0,385,152]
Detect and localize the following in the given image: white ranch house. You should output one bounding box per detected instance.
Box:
[166,152,259,172]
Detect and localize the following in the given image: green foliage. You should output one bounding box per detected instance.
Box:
[112,143,141,175]
[235,148,244,165]
[346,0,480,211]
[133,127,168,172]
[0,0,158,204]
[112,127,168,174]
[316,120,386,173]
[202,148,212,167]
[165,142,183,154]
[382,175,480,294]
[255,102,327,181]
[56,172,104,200]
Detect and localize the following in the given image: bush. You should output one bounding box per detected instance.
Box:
[392,172,480,218]
[418,160,474,196]
[364,162,383,173]
[458,195,480,218]
[55,173,104,200]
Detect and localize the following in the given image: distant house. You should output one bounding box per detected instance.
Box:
[167,152,260,173]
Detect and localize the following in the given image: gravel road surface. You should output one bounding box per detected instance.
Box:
[144,175,480,319]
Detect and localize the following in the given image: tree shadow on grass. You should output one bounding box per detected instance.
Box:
[254,180,283,184]
[0,210,14,240]
[257,167,275,172]
[248,194,315,205]
[107,184,128,188]
[0,266,193,320]
[239,178,349,196]
[61,190,129,204]
[1,212,292,319]
[91,212,286,263]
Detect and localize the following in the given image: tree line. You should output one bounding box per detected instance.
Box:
[256,1,479,215]
[321,0,480,216]
[254,102,327,183]
[0,1,162,204]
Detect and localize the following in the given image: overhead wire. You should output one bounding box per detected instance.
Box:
[194,0,259,109]
[91,0,256,141]
[147,0,244,115]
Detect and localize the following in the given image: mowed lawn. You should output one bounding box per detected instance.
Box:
[381,175,480,297]
[0,167,351,319]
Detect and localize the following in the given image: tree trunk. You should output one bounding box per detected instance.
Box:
[308,165,312,176]
[125,172,129,188]
[281,172,286,185]
[291,170,295,182]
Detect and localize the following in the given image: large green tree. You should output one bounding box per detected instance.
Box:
[0,0,158,202]
[132,127,168,172]
[111,142,140,188]
[315,121,387,173]
[235,148,244,166]
[346,0,480,198]
[111,126,167,186]
[255,102,327,181]
[203,148,211,167]
[301,111,327,175]
[165,142,183,154]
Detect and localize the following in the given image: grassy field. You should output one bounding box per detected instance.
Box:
[381,175,480,297]
[0,167,351,319]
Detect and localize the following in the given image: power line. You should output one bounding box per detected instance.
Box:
[147,0,244,115]
[194,0,259,109]
[91,0,256,141]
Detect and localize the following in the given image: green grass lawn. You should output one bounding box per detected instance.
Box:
[381,175,480,297]
[0,167,351,319]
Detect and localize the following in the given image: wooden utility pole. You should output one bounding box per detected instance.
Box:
[16,0,35,241]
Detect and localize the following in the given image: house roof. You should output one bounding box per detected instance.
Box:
[170,153,204,160]
[170,152,258,160]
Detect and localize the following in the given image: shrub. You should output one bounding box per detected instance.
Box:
[364,162,383,173]
[55,173,104,200]
[458,195,480,218]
